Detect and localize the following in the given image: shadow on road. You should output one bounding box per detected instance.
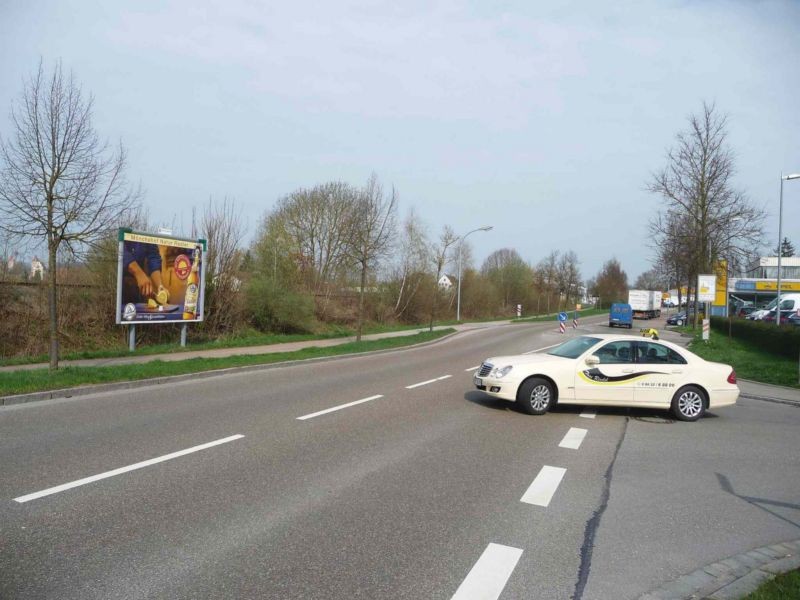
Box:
[716,472,800,530]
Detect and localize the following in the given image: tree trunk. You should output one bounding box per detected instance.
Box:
[356,261,367,342]
[47,238,59,371]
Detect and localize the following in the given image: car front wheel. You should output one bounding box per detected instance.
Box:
[517,377,554,415]
[676,319,684,326]
[671,385,706,421]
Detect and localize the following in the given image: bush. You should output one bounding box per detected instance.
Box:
[246,276,316,334]
[710,317,800,359]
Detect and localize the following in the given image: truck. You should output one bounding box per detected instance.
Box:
[608,303,632,328]
[628,290,662,319]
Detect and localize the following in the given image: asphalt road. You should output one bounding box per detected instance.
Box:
[1,318,798,599]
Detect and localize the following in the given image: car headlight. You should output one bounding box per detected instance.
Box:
[490,365,513,378]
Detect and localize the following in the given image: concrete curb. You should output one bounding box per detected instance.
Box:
[639,539,800,599]
[0,330,461,406]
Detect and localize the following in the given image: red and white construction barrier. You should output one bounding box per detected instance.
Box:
[559,321,566,334]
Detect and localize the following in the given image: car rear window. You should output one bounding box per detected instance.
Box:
[548,336,601,359]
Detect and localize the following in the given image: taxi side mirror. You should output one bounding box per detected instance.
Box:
[585,354,600,366]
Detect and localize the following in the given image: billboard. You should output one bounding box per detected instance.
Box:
[116,229,207,324]
[697,274,716,302]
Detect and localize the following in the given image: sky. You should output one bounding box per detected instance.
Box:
[1,0,799,281]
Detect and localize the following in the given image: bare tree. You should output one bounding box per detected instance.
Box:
[348,174,397,341]
[201,197,246,334]
[392,209,430,319]
[0,61,139,369]
[428,225,459,331]
[481,248,532,310]
[556,250,581,309]
[648,102,764,326]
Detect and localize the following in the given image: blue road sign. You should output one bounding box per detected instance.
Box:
[558,312,568,322]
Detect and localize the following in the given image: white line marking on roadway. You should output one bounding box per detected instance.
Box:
[558,427,588,450]
[580,410,596,419]
[14,434,245,503]
[450,543,523,600]
[520,465,567,507]
[465,366,480,372]
[297,395,384,421]
[405,375,451,389]
[522,343,560,355]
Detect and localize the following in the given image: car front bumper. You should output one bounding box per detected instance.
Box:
[473,374,519,402]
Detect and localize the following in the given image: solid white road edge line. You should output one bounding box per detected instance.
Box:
[450,543,523,600]
[559,427,588,450]
[520,465,567,507]
[580,410,596,419]
[406,375,451,389]
[522,343,560,355]
[465,366,481,372]
[14,434,245,503]
[297,395,384,421]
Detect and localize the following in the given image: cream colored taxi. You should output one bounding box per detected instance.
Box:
[474,334,738,421]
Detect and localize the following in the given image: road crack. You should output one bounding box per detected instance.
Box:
[572,415,629,600]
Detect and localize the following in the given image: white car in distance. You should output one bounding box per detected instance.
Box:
[474,334,739,421]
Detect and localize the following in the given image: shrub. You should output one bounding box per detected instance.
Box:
[710,317,800,359]
[246,276,316,334]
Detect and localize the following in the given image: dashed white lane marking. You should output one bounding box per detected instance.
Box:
[522,343,560,355]
[14,434,245,503]
[450,543,523,600]
[520,465,567,507]
[579,410,596,419]
[558,427,588,450]
[465,366,481,372]
[406,375,452,389]
[297,395,384,421]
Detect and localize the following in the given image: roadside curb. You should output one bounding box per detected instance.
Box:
[639,539,800,599]
[0,330,461,406]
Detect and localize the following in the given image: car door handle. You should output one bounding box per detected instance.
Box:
[671,369,683,374]
[622,368,634,373]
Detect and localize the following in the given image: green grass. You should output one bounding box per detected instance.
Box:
[687,331,800,388]
[0,329,456,397]
[742,568,800,599]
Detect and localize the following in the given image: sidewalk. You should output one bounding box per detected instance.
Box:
[0,320,514,373]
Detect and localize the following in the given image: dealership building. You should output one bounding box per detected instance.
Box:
[723,256,800,316]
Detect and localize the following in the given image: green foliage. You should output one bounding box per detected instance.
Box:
[742,568,800,599]
[710,317,800,360]
[246,275,316,334]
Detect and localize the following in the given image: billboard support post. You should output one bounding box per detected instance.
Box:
[181,324,187,348]
[128,325,136,352]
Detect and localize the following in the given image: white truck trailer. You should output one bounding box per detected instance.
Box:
[628,290,662,319]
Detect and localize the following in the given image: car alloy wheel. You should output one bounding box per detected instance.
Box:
[676,319,683,326]
[517,377,554,415]
[672,386,706,421]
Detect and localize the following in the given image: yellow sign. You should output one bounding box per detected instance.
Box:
[755,281,800,291]
[713,260,727,306]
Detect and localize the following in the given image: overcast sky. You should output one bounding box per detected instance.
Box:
[1,0,798,280]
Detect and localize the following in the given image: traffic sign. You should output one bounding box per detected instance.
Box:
[558,312,568,322]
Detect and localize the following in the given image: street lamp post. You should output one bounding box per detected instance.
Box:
[777,174,800,327]
[456,225,493,322]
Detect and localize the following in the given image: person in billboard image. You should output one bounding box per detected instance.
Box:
[122,241,166,304]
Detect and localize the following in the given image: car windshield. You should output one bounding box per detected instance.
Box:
[547,336,601,359]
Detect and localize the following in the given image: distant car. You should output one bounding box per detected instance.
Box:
[473,334,738,421]
[662,300,677,308]
[609,303,633,329]
[787,313,800,327]
[763,309,796,324]
[666,312,688,326]
[735,306,755,318]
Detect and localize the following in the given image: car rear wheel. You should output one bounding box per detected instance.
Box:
[517,377,553,415]
[671,385,706,421]
[676,319,684,326]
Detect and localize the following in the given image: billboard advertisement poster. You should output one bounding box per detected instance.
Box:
[115,229,207,324]
[697,274,716,303]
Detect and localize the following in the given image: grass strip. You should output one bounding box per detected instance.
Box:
[687,331,800,388]
[0,329,455,397]
[742,568,800,599]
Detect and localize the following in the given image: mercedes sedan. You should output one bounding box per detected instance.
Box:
[474,334,738,421]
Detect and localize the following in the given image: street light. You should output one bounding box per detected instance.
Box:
[777,173,800,327]
[456,225,493,322]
